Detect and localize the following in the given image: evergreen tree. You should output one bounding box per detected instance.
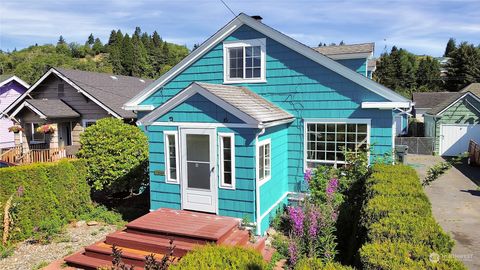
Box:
[57,35,66,45]
[152,31,163,48]
[121,34,134,75]
[107,30,117,46]
[339,40,345,45]
[87,33,95,45]
[444,38,456,57]
[131,34,151,77]
[134,26,142,38]
[161,41,170,66]
[92,38,104,55]
[416,56,441,91]
[446,42,480,91]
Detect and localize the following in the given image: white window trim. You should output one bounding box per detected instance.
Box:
[218,133,236,189]
[82,119,97,128]
[223,38,267,84]
[303,118,371,170]
[164,130,179,184]
[257,138,272,185]
[28,122,46,144]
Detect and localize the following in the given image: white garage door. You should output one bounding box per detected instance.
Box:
[440,124,480,156]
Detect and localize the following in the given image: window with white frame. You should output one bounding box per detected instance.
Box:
[257,139,271,182]
[219,133,235,188]
[306,121,369,167]
[223,38,266,83]
[164,131,179,183]
[82,119,97,128]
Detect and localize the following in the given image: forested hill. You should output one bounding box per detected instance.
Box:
[0,27,189,84]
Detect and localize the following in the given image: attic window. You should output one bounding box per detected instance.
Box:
[223,38,266,84]
[57,83,65,98]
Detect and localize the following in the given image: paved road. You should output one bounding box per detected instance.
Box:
[408,154,480,269]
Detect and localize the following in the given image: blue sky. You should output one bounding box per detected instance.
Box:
[1,0,479,56]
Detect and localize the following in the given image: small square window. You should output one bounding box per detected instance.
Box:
[224,39,266,83]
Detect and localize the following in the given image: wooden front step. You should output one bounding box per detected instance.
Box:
[126,208,240,243]
[64,252,143,270]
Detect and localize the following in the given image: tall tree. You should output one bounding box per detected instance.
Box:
[444,38,456,57]
[87,33,95,45]
[107,30,118,46]
[121,34,134,75]
[416,56,441,91]
[92,38,104,55]
[57,35,66,45]
[446,42,480,91]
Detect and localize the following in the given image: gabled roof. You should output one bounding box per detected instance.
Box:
[412,92,459,109]
[313,43,374,59]
[139,82,294,128]
[10,99,80,119]
[124,13,409,111]
[0,74,30,89]
[425,92,480,116]
[2,68,153,119]
[461,83,480,98]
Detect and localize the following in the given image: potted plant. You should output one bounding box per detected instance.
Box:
[8,125,24,133]
[36,124,55,134]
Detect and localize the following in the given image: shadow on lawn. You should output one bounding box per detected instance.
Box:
[91,187,150,222]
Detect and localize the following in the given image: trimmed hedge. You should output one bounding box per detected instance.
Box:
[359,164,465,269]
[294,258,353,270]
[170,245,268,270]
[0,160,91,242]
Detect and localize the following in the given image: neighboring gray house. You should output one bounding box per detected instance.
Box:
[1,67,153,150]
[412,92,459,122]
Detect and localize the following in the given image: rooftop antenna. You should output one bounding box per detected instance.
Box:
[219,0,236,17]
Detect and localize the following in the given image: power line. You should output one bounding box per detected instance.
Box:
[219,0,236,17]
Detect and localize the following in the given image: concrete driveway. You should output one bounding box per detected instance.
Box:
[408,154,480,269]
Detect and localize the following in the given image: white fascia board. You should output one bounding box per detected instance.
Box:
[122,104,155,111]
[436,92,480,116]
[138,82,260,126]
[362,101,412,109]
[0,76,30,89]
[125,13,408,108]
[10,101,47,119]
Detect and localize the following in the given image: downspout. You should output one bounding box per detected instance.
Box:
[254,126,265,235]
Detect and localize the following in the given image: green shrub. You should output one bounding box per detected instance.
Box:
[0,160,91,242]
[360,241,466,270]
[0,244,15,258]
[77,204,124,227]
[77,117,148,193]
[171,245,267,270]
[294,258,353,270]
[368,213,454,253]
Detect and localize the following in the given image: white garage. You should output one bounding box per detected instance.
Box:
[440,124,480,156]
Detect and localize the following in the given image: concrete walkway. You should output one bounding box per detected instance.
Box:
[408,155,480,269]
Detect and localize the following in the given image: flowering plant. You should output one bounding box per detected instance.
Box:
[8,125,24,133]
[36,124,55,134]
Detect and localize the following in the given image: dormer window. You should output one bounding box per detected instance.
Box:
[223,38,266,83]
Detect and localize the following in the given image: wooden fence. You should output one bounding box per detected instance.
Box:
[0,146,22,164]
[468,140,480,166]
[0,146,75,165]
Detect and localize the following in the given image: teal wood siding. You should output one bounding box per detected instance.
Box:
[156,93,242,123]
[337,58,368,77]
[430,96,480,154]
[140,24,395,218]
[217,127,257,221]
[146,125,181,210]
[258,124,289,234]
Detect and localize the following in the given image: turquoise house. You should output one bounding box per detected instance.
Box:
[124,14,411,235]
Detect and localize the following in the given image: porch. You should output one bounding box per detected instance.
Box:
[0,144,75,165]
[62,208,273,269]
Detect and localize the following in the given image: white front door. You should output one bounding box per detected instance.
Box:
[440,124,480,156]
[180,128,217,213]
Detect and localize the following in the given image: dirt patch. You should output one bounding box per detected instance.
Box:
[0,222,117,270]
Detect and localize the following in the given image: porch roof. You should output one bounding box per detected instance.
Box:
[11,99,80,119]
[139,82,294,127]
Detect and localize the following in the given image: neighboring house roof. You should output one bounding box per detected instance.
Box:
[139,82,294,128]
[461,83,480,98]
[313,43,374,59]
[10,99,80,119]
[2,68,153,119]
[412,92,459,109]
[124,13,409,111]
[367,59,377,72]
[425,92,479,115]
[0,74,30,89]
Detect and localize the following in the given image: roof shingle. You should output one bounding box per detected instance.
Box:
[314,43,374,57]
[26,99,80,118]
[412,92,459,109]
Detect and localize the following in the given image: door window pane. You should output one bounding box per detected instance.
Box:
[187,162,210,190]
[187,134,209,162]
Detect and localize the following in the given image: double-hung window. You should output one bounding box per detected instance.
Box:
[257,139,271,182]
[219,133,235,189]
[305,120,370,168]
[223,38,266,83]
[25,123,45,143]
[164,131,179,184]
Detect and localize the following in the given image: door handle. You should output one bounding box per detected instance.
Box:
[211,167,215,173]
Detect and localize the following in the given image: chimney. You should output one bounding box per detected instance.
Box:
[251,15,263,22]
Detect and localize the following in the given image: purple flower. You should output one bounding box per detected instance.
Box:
[288,241,298,265]
[331,211,338,221]
[308,208,320,237]
[326,178,339,196]
[17,186,24,197]
[304,169,313,183]
[288,206,304,236]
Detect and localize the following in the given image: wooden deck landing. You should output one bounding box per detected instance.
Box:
[63,208,273,269]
